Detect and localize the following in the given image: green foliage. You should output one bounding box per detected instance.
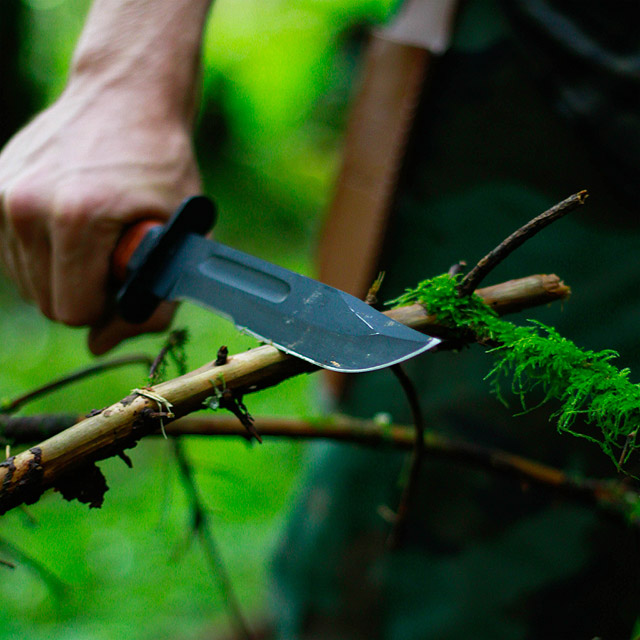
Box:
[390,274,640,466]
[1,0,394,637]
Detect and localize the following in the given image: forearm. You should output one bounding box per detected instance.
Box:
[69,0,215,125]
[0,0,210,346]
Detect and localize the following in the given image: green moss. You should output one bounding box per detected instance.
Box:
[389,274,640,467]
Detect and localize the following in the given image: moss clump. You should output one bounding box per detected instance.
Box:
[389,274,640,467]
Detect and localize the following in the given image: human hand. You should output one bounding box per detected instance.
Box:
[0,77,202,354]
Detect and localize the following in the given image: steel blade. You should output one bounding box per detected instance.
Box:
[150,234,440,372]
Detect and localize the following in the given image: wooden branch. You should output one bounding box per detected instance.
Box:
[167,415,639,527]
[385,273,570,336]
[458,191,587,297]
[0,273,570,515]
[0,414,81,442]
[4,411,636,526]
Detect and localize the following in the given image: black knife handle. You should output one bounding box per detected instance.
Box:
[114,196,217,324]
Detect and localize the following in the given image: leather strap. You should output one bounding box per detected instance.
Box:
[318,34,430,301]
[318,0,459,397]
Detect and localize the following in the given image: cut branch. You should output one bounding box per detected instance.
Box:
[0,273,570,515]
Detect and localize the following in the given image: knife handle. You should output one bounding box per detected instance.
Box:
[113,196,217,323]
[112,220,163,284]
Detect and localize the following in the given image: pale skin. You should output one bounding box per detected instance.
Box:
[0,0,215,354]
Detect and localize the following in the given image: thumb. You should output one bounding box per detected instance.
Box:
[88,301,177,355]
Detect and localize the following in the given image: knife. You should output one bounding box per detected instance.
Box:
[112,196,440,372]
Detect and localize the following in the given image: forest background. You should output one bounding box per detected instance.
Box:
[0,1,398,638]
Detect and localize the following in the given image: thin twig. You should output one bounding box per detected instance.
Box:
[172,439,254,640]
[0,536,67,595]
[175,416,640,528]
[149,329,189,383]
[0,414,81,442]
[365,272,386,305]
[1,354,154,414]
[457,191,588,297]
[151,333,254,640]
[387,365,425,548]
[447,260,467,277]
[165,415,639,528]
[1,411,636,525]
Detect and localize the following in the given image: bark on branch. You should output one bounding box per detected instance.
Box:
[0,273,569,515]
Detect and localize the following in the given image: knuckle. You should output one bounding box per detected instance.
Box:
[3,180,44,230]
[51,189,101,230]
[51,181,124,235]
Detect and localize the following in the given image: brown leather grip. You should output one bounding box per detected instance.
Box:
[111,219,163,283]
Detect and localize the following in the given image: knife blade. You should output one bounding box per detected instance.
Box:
[113,196,440,372]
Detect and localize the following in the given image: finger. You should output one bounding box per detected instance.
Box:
[12,222,53,317]
[1,187,53,313]
[50,210,118,326]
[87,301,176,355]
[0,191,22,288]
[50,192,175,327]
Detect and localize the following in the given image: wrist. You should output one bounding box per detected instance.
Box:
[68,0,213,126]
[66,58,198,128]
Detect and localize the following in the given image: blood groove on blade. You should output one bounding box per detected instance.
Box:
[198,254,291,303]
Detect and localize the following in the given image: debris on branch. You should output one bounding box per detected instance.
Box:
[205,387,261,443]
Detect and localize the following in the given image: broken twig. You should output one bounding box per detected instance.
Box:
[0,354,153,415]
[457,191,587,297]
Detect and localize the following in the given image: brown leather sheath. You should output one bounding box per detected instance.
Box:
[318,1,459,397]
[317,35,430,301]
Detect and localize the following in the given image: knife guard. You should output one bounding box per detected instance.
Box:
[114,196,217,324]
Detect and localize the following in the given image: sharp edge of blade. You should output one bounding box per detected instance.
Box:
[236,324,442,373]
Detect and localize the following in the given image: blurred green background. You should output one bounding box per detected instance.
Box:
[0,1,397,638]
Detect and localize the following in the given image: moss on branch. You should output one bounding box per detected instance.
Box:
[390,274,640,467]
